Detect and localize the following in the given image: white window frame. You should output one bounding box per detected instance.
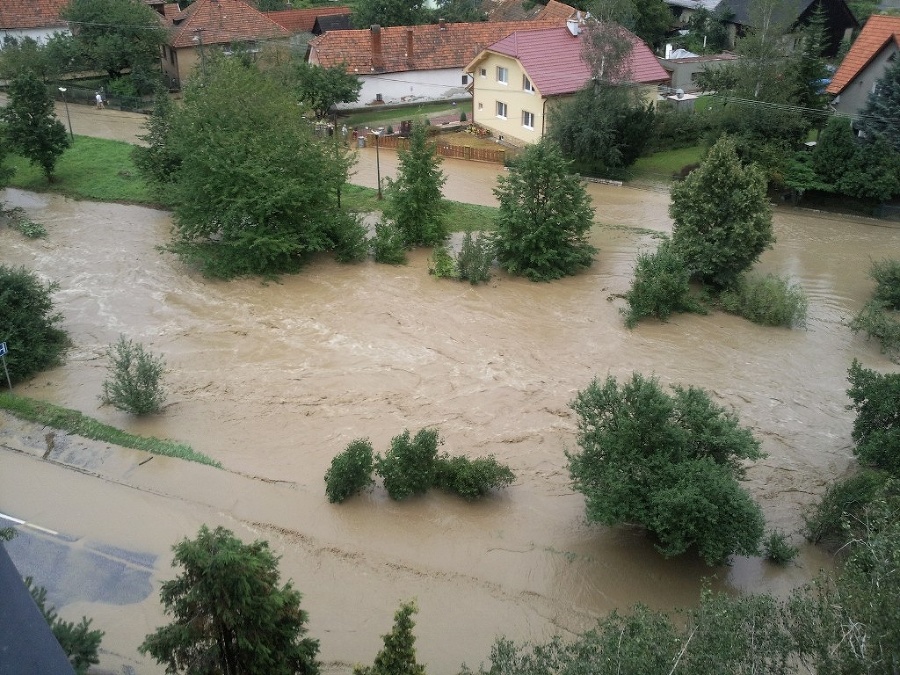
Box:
[522,110,535,129]
[522,75,534,93]
[496,101,508,119]
[497,66,508,84]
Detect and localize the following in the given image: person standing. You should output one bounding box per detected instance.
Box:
[95,92,104,109]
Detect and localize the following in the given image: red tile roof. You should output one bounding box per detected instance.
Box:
[168,0,289,49]
[0,0,68,30]
[308,15,572,74]
[534,0,578,22]
[265,6,350,34]
[480,25,669,96]
[827,14,900,94]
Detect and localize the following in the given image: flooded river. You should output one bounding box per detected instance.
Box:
[2,169,899,673]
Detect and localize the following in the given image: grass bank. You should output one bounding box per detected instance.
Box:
[6,135,158,205]
[0,393,221,468]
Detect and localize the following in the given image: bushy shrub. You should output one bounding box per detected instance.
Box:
[325,438,376,503]
[871,259,900,309]
[0,264,68,384]
[332,212,369,263]
[762,530,798,565]
[456,232,492,284]
[376,428,441,500]
[719,274,808,328]
[428,245,456,278]
[850,300,900,362]
[646,105,709,153]
[434,454,515,500]
[100,335,166,415]
[847,360,900,475]
[623,240,701,328]
[459,111,467,122]
[802,470,893,544]
[372,221,407,265]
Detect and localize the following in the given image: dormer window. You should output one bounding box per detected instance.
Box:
[523,75,534,92]
[497,66,508,84]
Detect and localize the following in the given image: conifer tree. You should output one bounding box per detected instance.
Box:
[857,58,900,152]
[354,601,426,675]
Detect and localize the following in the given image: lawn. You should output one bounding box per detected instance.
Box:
[341,100,472,130]
[5,135,158,205]
[625,146,704,184]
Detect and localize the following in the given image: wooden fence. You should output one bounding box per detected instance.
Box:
[364,134,506,165]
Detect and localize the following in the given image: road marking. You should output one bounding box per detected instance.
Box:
[0,511,59,536]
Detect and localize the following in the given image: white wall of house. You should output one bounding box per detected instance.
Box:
[0,27,69,47]
[832,44,899,117]
[339,67,471,108]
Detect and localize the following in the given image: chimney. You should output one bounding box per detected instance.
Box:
[370,25,383,71]
[406,28,414,60]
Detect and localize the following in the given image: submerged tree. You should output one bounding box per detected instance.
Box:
[140,525,320,674]
[354,601,426,675]
[492,140,596,281]
[1,71,69,181]
[670,135,773,289]
[385,123,447,247]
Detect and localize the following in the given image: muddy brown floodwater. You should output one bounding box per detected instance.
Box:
[2,165,899,674]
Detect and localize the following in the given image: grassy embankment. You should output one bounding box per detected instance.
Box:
[0,392,221,467]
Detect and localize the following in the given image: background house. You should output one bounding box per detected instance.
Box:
[466,21,670,145]
[162,0,289,89]
[826,14,900,116]
[265,6,351,55]
[657,49,738,93]
[0,0,69,46]
[307,1,575,108]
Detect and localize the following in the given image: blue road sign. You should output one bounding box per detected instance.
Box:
[0,342,6,357]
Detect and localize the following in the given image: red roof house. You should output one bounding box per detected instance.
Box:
[265,6,351,35]
[466,21,669,145]
[826,14,900,116]
[306,1,576,107]
[161,0,289,88]
[0,0,69,44]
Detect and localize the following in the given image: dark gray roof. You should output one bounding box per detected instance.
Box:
[0,545,75,675]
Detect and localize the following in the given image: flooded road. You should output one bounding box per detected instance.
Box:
[2,160,899,673]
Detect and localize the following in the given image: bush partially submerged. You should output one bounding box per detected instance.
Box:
[456,232,492,285]
[719,274,808,328]
[802,470,892,545]
[762,530,798,565]
[372,221,407,265]
[623,240,702,328]
[376,428,441,501]
[325,438,376,503]
[100,335,167,415]
[435,454,515,500]
[850,259,900,361]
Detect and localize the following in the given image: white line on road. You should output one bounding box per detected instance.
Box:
[0,511,59,535]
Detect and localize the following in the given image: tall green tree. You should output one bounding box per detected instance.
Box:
[61,0,166,93]
[385,123,447,247]
[492,140,596,281]
[670,135,773,289]
[847,360,900,476]
[567,372,765,565]
[140,525,320,675]
[353,601,426,675]
[1,71,69,181]
[287,62,362,120]
[132,90,180,189]
[811,115,858,188]
[857,57,900,152]
[548,83,655,178]
[0,266,68,384]
[353,0,427,28]
[159,56,354,277]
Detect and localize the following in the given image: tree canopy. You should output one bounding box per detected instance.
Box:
[857,57,900,152]
[491,140,596,281]
[670,135,773,289]
[138,56,355,278]
[61,0,166,93]
[353,0,428,28]
[288,62,362,120]
[1,71,69,181]
[567,372,765,565]
[140,525,320,675]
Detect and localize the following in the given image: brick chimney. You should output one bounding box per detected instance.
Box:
[406,28,414,61]
[371,25,384,72]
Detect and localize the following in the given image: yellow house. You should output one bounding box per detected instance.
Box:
[465,22,670,146]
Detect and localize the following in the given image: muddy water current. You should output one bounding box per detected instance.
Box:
[2,173,899,672]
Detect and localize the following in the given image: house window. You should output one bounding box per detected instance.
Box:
[478,102,483,110]
[522,110,535,129]
[480,67,487,77]
[462,74,469,85]
[497,66,508,84]
[496,101,508,119]
[522,75,533,92]
[169,47,175,65]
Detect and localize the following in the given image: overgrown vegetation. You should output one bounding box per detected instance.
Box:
[2,206,47,238]
[762,530,798,565]
[434,454,515,501]
[719,274,808,328]
[0,265,69,384]
[622,240,701,328]
[324,438,376,503]
[0,393,220,467]
[846,359,900,475]
[376,428,441,501]
[567,372,765,565]
[372,221,407,265]
[455,232,493,284]
[26,579,104,674]
[851,259,900,362]
[353,601,425,675]
[100,335,167,415]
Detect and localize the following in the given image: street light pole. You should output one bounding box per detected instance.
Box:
[374,128,383,200]
[58,87,74,142]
